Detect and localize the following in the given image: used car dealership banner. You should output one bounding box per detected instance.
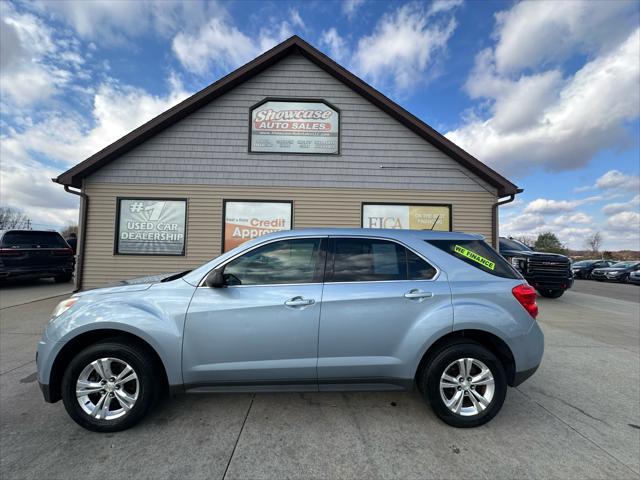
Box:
[250,101,339,154]
[224,201,292,252]
[362,204,451,231]
[117,199,186,255]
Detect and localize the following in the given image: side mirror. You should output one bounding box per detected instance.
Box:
[205,269,226,288]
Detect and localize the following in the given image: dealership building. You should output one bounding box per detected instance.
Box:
[55,36,521,290]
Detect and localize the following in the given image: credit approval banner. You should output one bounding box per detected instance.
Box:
[250,101,339,154]
[224,201,292,252]
[362,204,451,231]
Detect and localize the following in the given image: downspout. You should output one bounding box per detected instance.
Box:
[492,193,518,248]
[62,184,88,292]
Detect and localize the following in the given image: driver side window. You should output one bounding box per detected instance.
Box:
[223,238,323,286]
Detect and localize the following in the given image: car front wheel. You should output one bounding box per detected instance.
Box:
[61,340,157,432]
[422,343,507,428]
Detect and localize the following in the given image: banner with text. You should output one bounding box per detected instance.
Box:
[224,201,292,252]
[250,101,339,154]
[117,199,186,255]
[362,204,451,231]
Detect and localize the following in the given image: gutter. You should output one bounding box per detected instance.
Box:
[492,190,522,248]
[60,183,88,292]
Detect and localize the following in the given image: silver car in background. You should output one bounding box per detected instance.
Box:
[37,229,543,432]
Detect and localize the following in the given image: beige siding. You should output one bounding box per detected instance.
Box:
[81,182,496,290]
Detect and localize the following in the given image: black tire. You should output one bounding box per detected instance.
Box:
[54,273,73,283]
[61,340,157,432]
[538,289,564,298]
[421,342,507,428]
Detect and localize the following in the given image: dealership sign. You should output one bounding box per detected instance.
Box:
[250,100,339,154]
[116,199,186,255]
[362,204,451,231]
[223,201,292,252]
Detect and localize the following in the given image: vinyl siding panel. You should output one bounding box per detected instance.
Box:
[89,53,497,195]
[81,182,495,290]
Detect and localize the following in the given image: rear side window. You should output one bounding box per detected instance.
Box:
[329,238,436,282]
[1,231,67,248]
[428,239,520,279]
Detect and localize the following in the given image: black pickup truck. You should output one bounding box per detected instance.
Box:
[499,237,573,298]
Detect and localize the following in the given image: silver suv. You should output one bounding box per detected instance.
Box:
[37,229,543,432]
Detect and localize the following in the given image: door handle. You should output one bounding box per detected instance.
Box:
[284,297,315,307]
[404,289,433,300]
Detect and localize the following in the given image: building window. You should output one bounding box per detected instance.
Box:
[223,200,293,252]
[115,198,187,255]
[249,99,340,154]
[362,203,452,231]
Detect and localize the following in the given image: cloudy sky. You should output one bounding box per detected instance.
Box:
[1,0,639,250]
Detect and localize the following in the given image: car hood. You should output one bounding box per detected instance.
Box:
[500,250,568,261]
[73,272,179,297]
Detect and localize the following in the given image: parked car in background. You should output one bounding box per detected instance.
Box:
[628,271,640,285]
[37,229,543,432]
[591,261,640,283]
[571,260,616,279]
[0,230,75,283]
[499,237,573,298]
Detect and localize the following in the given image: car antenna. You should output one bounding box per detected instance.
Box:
[428,215,440,230]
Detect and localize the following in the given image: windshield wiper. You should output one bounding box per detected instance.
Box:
[161,270,192,282]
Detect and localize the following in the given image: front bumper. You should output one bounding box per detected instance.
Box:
[525,274,573,291]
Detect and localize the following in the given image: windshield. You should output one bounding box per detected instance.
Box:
[611,262,639,268]
[499,238,532,252]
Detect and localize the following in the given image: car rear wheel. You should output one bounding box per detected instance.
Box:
[61,341,157,432]
[538,288,564,298]
[422,343,507,428]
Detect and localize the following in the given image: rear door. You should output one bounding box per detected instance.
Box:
[317,237,453,389]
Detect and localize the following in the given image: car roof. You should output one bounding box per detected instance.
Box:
[253,228,484,241]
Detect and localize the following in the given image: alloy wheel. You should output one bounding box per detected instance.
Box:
[439,358,495,416]
[76,357,139,420]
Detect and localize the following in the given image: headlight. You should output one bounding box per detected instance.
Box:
[510,257,527,271]
[51,297,78,320]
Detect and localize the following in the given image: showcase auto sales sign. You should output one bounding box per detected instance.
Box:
[250,101,339,154]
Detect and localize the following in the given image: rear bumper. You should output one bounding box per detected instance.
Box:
[0,265,74,278]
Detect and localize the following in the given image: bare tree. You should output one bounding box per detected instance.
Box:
[584,232,603,254]
[60,225,78,238]
[0,206,31,230]
[514,235,536,248]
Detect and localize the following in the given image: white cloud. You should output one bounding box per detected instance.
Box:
[523,197,601,214]
[607,211,640,230]
[319,28,349,64]
[493,0,638,73]
[552,212,592,225]
[342,0,365,19]
[447,27,640,175]
[172,15,294,75]
[352,2,459,92]
[289,8,305,30]
[428,0,464,16]
[595,170,640,191]
[602,195,640,215]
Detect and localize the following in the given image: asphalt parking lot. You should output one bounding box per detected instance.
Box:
[1,279,638,479]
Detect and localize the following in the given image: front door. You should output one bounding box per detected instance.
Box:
[183,237,326,389]
[317,237,453,389]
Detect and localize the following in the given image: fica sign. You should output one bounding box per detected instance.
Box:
[250,100,339,154]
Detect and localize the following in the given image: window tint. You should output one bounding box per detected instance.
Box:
[223,238,322,285]
[330,238,436,282]
[1,231,67,248]
[429,239,520,279]
[499,238,532,252]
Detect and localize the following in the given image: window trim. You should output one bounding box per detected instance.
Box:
[221,199,294,254]
[361,202,453,231]
[325,235,440,284]
[114,197,188,256]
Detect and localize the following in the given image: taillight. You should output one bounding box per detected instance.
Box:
[52,248,74,255]
[512,283,538,319]
[0,248,22,256]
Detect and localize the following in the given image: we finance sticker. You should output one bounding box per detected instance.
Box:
[453,245,496,270]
